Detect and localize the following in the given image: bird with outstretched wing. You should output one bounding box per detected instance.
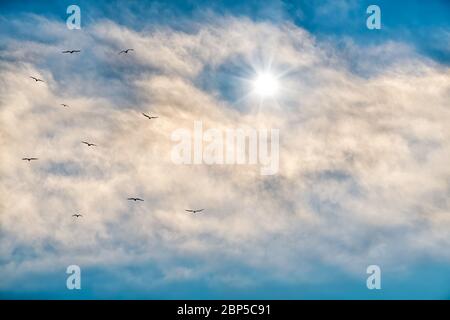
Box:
[82,141,96,147]
[119,48,134,54]
[62,50,81,54]
[185,209,205,214]
[30,76,44,82]
[142,113,158,120]
[127,197,144,202]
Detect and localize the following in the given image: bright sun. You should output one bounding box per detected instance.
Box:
[253,73,279,98]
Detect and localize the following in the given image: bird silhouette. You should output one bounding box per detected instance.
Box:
[119,48,134,54]
[127,197,144,202]
[72,214,83,218]
[185,209,204,214]
[22,157,38,162]
[142,113,158,120]
[62,50,81,54]
[30,76,44,82]
[61,103,69,108]
[82,141,96,147]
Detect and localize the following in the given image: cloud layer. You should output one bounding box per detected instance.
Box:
[0,14,449,294]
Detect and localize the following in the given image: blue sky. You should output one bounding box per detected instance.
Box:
[0,0,449,299]
[1,0,449,59]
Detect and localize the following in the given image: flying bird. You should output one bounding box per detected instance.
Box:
[72,214,83,218]
[61,103,69,108]
[30,76,44,82]
[22,157,38,162]
[127,197,144,202]
[62,50,81,54]
[82,141,96,147]
[119,48,134,54]
[142,113,158,120]
[185,209,204,214]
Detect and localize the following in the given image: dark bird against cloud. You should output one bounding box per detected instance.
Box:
[127,197,144,202]
[22,157,38,162]
[30,76,44,82]
[119,48,134,54]
[82,141,96,147]
[62,50,81,54]
[142,113,158,120]
[72,214,83,218]
[185,209,204,214]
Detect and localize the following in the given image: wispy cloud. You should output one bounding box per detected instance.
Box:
[0,12,449,296]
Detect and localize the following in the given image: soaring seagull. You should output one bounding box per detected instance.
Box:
[142,113,158,120]
[185,209,204,214]
[30,76,44,82]
[22,157,38,162]
[61,103,69,108]
[62,50,81,54]
[82,141,96,147]
[72,213,83,218]
[119,48,134,54]
[127,197,144,202]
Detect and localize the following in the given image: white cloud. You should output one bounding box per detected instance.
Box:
[0,15,449,291]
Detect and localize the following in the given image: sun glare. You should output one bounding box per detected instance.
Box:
[253,73,279,98]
